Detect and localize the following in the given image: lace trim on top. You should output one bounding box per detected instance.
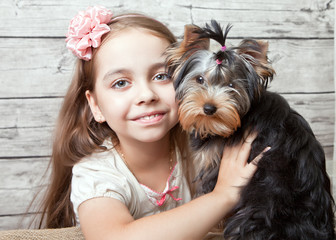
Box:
[140,163,182,206]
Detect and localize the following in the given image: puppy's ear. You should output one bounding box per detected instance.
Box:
[238,40,275,84]
[166,24,209,78]
[181,24,210,55]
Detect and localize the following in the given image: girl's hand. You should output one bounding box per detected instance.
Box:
[213,133,269,207]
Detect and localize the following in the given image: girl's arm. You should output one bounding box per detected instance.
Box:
[78,135,261,240]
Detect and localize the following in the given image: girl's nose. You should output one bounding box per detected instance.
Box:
[136,82,159,105]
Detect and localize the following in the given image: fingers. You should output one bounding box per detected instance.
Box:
[237,131,258,166]
[221,132,256,161]
[237,139,253,166]
[245,146,271,173]
[216,132,272,200]
[244,131,258,143]
[222,143,241,163]
[221,131,271,170]
[251,146,271,166]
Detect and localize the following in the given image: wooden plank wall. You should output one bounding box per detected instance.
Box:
[0,0,334,230]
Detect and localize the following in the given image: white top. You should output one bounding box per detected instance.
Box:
[70,140,192,224]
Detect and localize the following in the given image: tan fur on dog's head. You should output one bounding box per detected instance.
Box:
[166,24,210,80]
[237,39,275,87]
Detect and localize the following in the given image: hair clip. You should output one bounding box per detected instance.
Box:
[216,45,227,65]
[65,6,113,61]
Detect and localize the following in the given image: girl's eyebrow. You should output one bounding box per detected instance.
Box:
[102,61,166,82]
[103,69,131,82]
[149,62,166,72]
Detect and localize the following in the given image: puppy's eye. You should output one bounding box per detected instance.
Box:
[228,83,234,88]
[196,76,205,84]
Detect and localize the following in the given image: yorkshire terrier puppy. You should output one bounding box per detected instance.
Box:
[167,21,335,240]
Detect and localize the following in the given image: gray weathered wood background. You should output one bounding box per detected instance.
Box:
[0,0,334,230]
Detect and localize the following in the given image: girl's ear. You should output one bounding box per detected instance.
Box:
[85,90,106,123]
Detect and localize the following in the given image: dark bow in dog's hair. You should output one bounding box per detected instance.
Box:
[167,20,335,240]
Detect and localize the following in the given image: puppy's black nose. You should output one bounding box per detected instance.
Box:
[203,103,217,115]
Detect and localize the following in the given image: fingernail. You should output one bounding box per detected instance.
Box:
[263,146,271,152]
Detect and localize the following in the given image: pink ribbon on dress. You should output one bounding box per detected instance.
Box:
[156,186,182,206]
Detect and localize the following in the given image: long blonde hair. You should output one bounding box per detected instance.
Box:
[37,13,192,228]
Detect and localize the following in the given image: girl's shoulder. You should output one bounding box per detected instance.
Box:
[71,139,137,221]
[73,139,119,171]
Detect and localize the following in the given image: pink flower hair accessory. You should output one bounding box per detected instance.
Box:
[65,6,113,61]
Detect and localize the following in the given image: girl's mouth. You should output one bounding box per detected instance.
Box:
[133,112,165,124]
[138,113,161,120]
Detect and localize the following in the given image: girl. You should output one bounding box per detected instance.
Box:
[38,6,262,239]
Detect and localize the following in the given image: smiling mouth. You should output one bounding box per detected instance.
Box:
[133,113,165,123]
[138,113,161,120]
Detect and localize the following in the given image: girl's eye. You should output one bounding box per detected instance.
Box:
[112,80,130,89]
[153,73,169,82]
[196,76,205,84]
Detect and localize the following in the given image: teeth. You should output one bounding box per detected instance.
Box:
[140,114,160,120]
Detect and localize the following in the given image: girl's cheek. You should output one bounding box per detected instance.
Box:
[171,102,179,123]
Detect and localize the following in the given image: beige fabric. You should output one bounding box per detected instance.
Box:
[0,227,225,240]
[0,227,84,240]
[0,227,224,240]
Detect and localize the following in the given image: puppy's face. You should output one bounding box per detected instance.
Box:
[174,49,257,138]
[166,23,274,139]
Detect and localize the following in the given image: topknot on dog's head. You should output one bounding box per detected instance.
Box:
[167,21,274,87]
[199,20,275,87]
[198,20,233,65]
[199,20,231,46]
[165,21,229,80]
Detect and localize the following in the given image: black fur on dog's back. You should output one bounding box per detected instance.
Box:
[216,90,336,240]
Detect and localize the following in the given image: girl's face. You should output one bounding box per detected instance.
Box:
[86,28,178,145]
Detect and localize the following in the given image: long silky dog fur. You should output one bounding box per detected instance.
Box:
[167,20,335,240]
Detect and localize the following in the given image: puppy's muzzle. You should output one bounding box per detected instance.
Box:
[203,103,217,115]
